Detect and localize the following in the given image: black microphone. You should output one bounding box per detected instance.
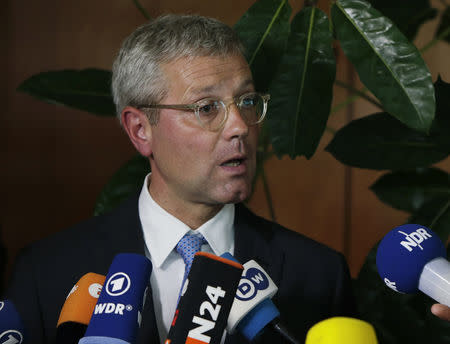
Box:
[56,273,105,344]
[165,252,244,344]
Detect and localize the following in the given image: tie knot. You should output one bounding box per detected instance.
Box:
[176,233,206,268]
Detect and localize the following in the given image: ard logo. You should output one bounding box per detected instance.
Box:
[106,272,131,296]
[0,330,23,344]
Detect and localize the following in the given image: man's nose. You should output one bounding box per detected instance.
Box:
[222,102,249,139]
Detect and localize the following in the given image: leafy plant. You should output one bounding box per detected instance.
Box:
[17,0,450,341]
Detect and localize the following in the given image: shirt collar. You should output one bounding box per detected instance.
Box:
[138,174,234,268]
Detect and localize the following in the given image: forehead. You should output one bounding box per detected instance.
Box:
[161,54,253,100]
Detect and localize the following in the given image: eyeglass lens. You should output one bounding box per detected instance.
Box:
[197,93,266,131]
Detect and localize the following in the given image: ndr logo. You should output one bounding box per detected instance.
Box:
[236,268,269,301]
[398,228,432,252]
[0,330,23,344]
[106,272,131,296]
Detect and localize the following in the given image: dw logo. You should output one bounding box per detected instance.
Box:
[106,272,131,297]
[236,268,269,301]
[0,330,23,344]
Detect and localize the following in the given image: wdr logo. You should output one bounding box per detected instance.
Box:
[236,268,269,301]
[106,272,131,296]
[0,330,23,344]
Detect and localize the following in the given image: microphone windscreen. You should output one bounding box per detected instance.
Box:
[81,253,152,344]
[56,273,106,344]
[305,317,378,344]
[376,224,446,293]
[0,300,26,343]
[221,253,279,341]
[166,252,243,344]
[58,272,106,326]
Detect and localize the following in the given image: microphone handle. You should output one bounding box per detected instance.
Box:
[270,319,300,344]
[419,257,450,307]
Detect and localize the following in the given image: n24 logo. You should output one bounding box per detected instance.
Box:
[187,286,225,344]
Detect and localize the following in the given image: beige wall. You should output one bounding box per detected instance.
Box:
[1,0,449,287]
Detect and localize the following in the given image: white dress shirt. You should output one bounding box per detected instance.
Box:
[138,174,235,342]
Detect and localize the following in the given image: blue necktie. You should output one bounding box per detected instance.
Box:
[176,233,206,296]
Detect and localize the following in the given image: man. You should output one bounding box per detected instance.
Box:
[5,14,357,343]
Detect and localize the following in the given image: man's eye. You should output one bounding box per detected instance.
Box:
[198,101,220,116]
[241,96,256,108]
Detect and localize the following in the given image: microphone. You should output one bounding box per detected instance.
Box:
[165,252,244,344]
[0,299,26,343]
[56,273,106,344]
[305,317,378,343]
[376,223,450,306]
[222,253,299,344]
[79,253,152,344]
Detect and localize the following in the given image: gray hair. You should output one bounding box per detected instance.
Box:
[111,14,246,124]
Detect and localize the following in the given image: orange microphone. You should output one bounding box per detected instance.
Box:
[56,272,106,344]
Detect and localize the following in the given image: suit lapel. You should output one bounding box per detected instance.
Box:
[226,204,285,344]
[233,204,284,287]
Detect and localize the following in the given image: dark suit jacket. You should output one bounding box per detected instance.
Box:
[5,194,356,343]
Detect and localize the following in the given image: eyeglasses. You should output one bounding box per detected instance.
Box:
[136,92,270,131]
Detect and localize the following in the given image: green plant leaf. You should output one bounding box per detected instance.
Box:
[234,0,291,92]
[409,196,450,242]
[267,6,336,159]
[367,0,437,41]
[371,168,450,213]
[436,6,450,43]
[332,0,435,133]
[17,69,116,116]
[94,155,149,216]
[325,112,450,170]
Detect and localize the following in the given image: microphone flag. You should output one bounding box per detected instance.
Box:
[165,252,243,344]
[80,253,152,344]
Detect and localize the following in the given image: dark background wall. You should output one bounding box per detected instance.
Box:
[1,0,449,291]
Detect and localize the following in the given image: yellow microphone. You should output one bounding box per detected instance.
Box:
[305,317,378,344]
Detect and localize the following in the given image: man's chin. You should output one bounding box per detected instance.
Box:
[218,187,252,204]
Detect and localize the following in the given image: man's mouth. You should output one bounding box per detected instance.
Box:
[221,158,245,167]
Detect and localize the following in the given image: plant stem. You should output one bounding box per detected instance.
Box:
[261,164,277,222]
[334,80,383,110]
[420,25,450,53]
[429,198,450,230]
[330,93,361,114]
[133,0,151,20]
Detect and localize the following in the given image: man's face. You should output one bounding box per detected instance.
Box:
[148,54,259,208]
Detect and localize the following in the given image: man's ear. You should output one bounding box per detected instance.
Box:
[121,106,153,157]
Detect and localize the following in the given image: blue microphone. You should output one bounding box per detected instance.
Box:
[79,253,152,344]
[222,253,299,344]
[376,224,450,306]
[0,300,26,344]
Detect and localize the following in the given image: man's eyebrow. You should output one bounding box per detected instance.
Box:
[188,78,255,98]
